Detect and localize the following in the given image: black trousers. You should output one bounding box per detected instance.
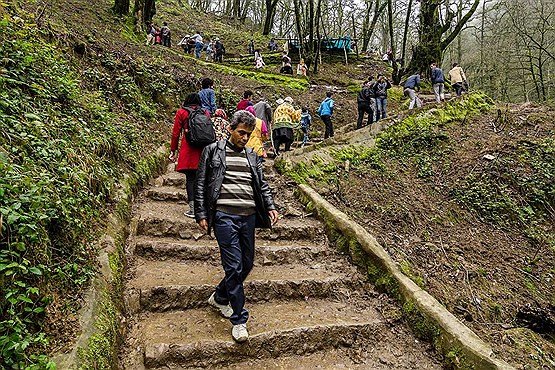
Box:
[273,128,294,154]
[357,103,373,129]
[183,169,196,203]
[322,115,333,139]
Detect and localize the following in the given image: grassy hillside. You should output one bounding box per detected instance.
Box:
[279,95,555,368]
[0,1,195,367]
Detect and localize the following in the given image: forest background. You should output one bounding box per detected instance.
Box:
[120,0,554,102]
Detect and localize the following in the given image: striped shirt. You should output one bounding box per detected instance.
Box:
[216,142,256,216]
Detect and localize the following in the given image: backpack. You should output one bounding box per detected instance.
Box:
[182,106,216,147]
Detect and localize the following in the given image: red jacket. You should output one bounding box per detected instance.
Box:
[236,99,252,112]
[170,106,210,172]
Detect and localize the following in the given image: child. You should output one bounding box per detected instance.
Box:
[300,106,312,147]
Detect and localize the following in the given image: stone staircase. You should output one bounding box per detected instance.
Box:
[120,163,443,369]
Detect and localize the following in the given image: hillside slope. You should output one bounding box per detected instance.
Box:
[279,96,555,369]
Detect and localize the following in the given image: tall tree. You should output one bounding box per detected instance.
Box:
[114,0,130,15]
[361,0,386,52]
[133,0,156,32]
[263,0,280,35]
[405,0,480,74]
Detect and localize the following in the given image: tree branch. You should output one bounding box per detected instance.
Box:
[441,0,480,51]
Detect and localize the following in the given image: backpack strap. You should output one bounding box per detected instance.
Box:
[180,106,192,131]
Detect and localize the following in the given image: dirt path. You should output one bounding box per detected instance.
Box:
[119,162,444,369]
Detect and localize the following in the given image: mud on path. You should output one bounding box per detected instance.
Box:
[119,161,443,369]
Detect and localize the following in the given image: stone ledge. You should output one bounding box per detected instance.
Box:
[296,184,515,370]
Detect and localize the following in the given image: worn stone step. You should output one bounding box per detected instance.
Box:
[135,200,322,241]
[132,236,330,265]
[146,186,187,201]
[150,344,442,369]
[160,169,185,187]
[136,299,389,368]
[125,259,363,312]
[161,162,278,187]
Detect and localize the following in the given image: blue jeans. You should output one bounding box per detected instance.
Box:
[301,126,309,145]
[376,98,387,121]
[213,211,256,325]
[195,41,203,58]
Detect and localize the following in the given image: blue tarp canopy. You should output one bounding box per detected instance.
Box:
[289,36,353,52]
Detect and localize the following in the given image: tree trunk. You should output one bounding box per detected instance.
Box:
[405,0,479,76]
[400,0,412,65]
[114,0,130,15]
[313,0,322,74]
[387,0,399,83]
[262,0,279,35]
[133,0,144,32]
[365,1,385,52]
[407,0,442,74]
[361,0,373,52]
[232,0,240,18]
[144,0,156,22]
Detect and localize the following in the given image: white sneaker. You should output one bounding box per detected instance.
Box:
[232,323,248,343]
[208,293,233,318]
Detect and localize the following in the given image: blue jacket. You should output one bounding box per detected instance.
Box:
[404,74,421,89]
[317,97,334,116]
[198,88,216,114]
[431,67,445,84]
[300,112,312,128]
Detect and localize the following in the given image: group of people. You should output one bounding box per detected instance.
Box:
[170,82,337,219]
[356,74,392,129]
[278,52,307,76]
[177,31,226,62]
[146,21,171,47]
[401,62,468,110]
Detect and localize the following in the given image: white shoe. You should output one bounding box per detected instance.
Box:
[232,323,248,343]
[208,293,233,318]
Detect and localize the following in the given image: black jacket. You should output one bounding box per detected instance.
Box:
[194,140,276,235]
[357,85,375,105]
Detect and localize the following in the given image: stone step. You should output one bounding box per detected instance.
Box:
[161,162,278,188]
[146,186,187,201]
[125,259,363,312]
[135,200,323,241]
[148,343,442,370]
[160,169,184,187]
[132,236,330,265]
[135,299,389,369]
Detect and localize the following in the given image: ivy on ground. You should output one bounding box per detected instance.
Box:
[0,6,173,368]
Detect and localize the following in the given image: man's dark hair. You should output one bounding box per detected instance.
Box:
[453,63,459,68]
[183,93,201,106]
[326,91,333,98]
[243,90,253,99]
[201,78,213,89]
[229,110,256,130]
[163,22,167,26]
[367,76,374,81]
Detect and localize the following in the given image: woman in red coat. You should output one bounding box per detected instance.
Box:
[169,93,210,217]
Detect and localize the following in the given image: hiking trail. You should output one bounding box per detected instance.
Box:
[119,160,443,369]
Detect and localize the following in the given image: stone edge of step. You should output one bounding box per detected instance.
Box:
[143,321,383,368]
[126,276,363,313]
